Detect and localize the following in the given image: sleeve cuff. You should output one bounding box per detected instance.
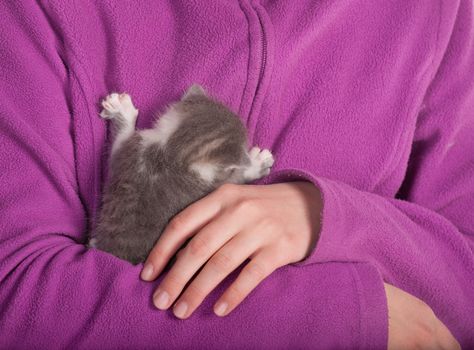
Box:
[259,167,347,267]
[258,168,388,349]
[350,262,389,349]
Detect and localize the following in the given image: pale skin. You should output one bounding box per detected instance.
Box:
[141,181,460,349]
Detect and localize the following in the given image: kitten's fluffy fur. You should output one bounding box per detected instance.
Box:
[89,84,274,264]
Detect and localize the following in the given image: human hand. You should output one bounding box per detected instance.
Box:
[140,182,322,319]
[385,283,460,350]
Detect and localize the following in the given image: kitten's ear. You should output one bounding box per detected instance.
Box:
[182,84,207,100]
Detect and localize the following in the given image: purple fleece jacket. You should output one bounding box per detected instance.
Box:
[0,0,473,348]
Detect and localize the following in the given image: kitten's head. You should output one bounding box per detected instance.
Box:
[161,83,249,184]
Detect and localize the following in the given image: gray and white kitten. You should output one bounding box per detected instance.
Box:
[89,84,274,264]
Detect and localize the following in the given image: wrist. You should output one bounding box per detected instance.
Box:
[288,181,323,260]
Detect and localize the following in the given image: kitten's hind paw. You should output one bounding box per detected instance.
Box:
[100,93,121,119]
[100,93,138,122]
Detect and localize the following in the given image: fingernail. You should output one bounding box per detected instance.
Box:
[141,263,154,281]
[174,302,188,319]
[153,289,169,310]
[214,302,228,316]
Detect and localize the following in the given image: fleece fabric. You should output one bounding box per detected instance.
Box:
[1,0,473,348]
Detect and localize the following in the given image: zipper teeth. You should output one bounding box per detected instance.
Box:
[257,10,267,87]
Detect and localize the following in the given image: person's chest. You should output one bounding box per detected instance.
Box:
[46,0,440,223]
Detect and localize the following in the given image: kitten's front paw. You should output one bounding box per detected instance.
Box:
[100,93,138,122]
[243,146,275,181]
[249,146,275,176]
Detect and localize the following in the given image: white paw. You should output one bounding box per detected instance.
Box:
[244,146,275,179]
[249,146,261,158]
[256,148,274,172]
[100,93,138,122]
[250,146,274,173]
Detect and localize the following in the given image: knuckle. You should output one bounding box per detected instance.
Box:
[257,216,279,232]
[412,329,437,349]
[147,251,167,269]
[168,215,186,232]
[185,282,207,300]
[245,261,267,281]
[164,273,185,291]
[149,244,167,261]
[277,235,293,253]
[235,198,260,215]
[187,236,210,257]
[419,318,436,336]
[273,241,291,263]
[209,252,234,273]
[226,283,245,303]
[420,317,438,338]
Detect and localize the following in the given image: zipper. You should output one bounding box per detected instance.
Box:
[256,9,267,96]
[240,0,273,144]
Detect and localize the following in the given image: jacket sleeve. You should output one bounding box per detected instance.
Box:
[0,2,389,349]
[266,1,474,346]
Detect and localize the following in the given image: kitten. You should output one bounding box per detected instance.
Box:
[88,84,274,264]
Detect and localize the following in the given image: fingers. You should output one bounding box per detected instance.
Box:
[151,206,253,312]
[141,186,229,281]
[171,230,264,319]
[213,248,278,317]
